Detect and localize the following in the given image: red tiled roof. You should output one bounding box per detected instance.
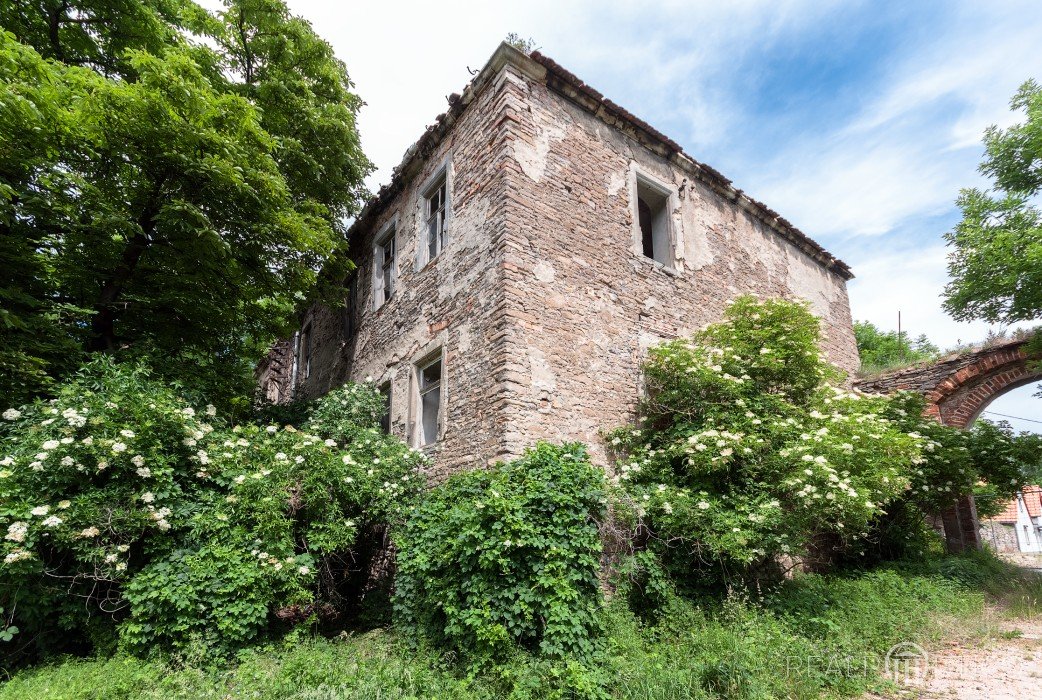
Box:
[1024,486,1042,518]
[988,485,1042,523]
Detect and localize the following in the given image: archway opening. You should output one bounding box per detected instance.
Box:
[974,383,1042,555]
[975,382,1042,435]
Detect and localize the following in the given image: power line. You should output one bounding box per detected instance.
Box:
[981,410,1042,426]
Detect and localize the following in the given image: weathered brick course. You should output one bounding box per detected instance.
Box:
[854,338,1039,428]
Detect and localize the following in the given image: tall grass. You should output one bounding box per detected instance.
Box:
[1,552,1035,700]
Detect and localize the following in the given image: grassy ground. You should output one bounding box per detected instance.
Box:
[2,552,1038,700]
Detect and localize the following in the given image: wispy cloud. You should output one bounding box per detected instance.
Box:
[281,0,856,185]
[747,1,1042,241]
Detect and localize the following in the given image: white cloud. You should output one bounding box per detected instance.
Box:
[760,141,955,237]
[280,0,854,185]
[748,1,1042,240]
[847,243,994,347]
[847,241,1035,343]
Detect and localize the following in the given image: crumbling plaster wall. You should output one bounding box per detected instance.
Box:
[285,66,520,481]
[496,73,860,465]
[266,53,860,477]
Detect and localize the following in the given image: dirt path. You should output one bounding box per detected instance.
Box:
[873,616,1042,699]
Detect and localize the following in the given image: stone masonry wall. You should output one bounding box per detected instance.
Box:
[493,68,860,466]
[264,46,862,476]
[980,520,1020,552]
[281,64,521,481]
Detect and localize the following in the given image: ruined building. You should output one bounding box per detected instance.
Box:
[258,43,859,479]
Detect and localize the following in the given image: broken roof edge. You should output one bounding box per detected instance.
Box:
[346,42,854,281]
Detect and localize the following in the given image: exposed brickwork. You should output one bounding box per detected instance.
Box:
[256,338,293,404]
[493,62,859,464]
[260,44,861,478]
[855,338,1040,429]
[855,337,1041,552]
[278,53,520,482]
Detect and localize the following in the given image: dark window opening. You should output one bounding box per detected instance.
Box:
[639,197,654,258]
[424,175,447,262]
[299,323,312,380]
[375,226,396,306]
[418,356,442,446]
[378,381,391,434]
[636,178,671,265]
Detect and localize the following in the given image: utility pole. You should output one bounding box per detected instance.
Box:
[897,310,903,363]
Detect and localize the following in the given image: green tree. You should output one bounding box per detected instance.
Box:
[0,0,370,408]
[944,80,1042,328]
[853,321,939,374]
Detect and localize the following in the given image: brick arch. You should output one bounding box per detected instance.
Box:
[923,344,1042,429]
[855,338,1040,427]
[855,337,1041,552]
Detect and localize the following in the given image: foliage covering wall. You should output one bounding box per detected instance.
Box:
[0,360,423,662]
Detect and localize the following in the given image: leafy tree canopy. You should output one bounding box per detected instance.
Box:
[853,321,939,374]
[944,80,1042,328]
[0,0,371,408]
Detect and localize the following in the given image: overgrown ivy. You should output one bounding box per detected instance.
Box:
[394,443,607,668]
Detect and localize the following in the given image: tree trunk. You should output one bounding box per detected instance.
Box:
[940,495,982,554]
[88,229,151,352]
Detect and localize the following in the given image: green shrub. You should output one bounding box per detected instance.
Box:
[0,553,1030,700]
[608,297,921,578]
[851,395,1034,562]
[878,394,1027,518]
[0,360,425,663]
[0,633,497,700]
[394,443,606,667]
[609,296,1035,581]
[121,545,277,653]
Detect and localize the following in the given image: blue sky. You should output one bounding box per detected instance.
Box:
[277,0,1041,432]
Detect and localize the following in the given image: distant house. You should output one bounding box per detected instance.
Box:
[981,486,1042,553]
[258,42,859,478]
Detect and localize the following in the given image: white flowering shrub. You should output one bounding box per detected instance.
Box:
[608,297,925,578]
[853,395,1034,561]
[0,360,425,659]
[305,381,388,438]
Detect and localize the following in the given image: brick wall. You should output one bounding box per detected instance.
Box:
[854,339,1038,428]
[277,58,522,482]
[263,46,862,475]
[493,65,859,465]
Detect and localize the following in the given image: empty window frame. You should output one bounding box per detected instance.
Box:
[290,330,300,391]
[423,173,448,263]
[416,355,442,447]
[636,176,672,265]
[373,223,397,308]
[378,381,392,434]
[343,274,358,339]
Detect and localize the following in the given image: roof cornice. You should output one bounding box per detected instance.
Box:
[347,42,854,281]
